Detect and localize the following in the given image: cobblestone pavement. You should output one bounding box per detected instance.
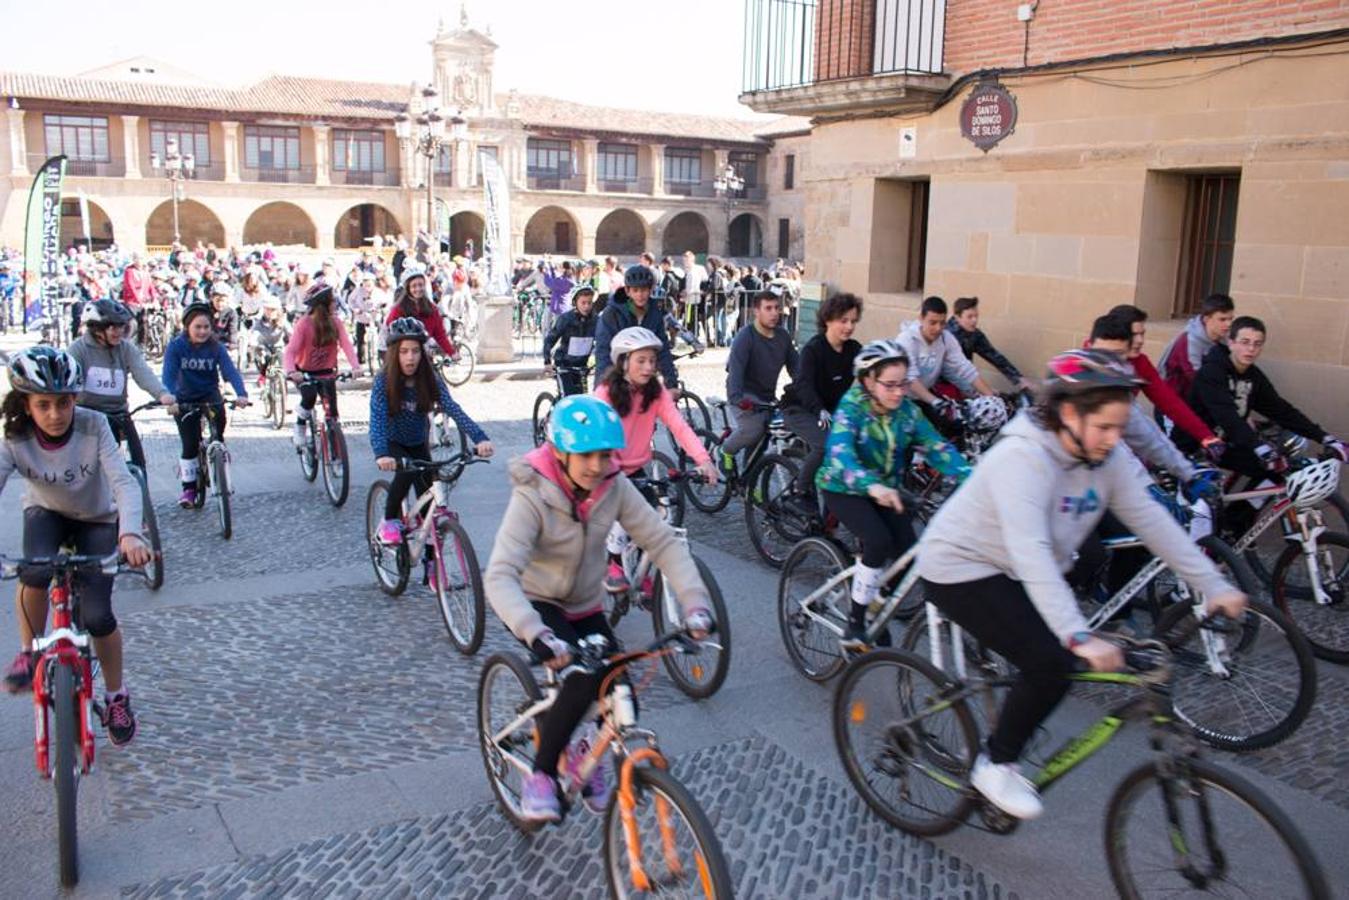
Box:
[124,736,1017,900]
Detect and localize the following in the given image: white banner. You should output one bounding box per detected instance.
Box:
[479,149,512,296]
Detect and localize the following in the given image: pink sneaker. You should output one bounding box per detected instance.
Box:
[178,488,197,508]
[564,731,611,813]
[377,519,403,545]
[604,561,630,594]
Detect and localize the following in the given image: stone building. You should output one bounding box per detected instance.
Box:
[0,14,807,263]
[742,0,1349,433]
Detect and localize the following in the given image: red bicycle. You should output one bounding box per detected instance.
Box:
[1,551,144,887]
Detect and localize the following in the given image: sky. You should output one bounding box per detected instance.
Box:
[2,0,770,120]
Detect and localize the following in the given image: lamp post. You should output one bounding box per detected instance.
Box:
[149,136,195,244]
[395,85,468,245]
[713,163,745,256]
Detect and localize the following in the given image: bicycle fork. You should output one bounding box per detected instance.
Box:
[1154,752,1226,888]
[618,747,710,894]
[1292,511,1340,606]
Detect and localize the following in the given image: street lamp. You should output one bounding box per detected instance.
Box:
[149,136,194,244]
[396,85,468,242]
[713,164,745,256]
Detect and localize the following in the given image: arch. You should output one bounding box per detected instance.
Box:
[595,208,646,256]
[334,203,402,250]
[146,199,225,247]
[728,212,765,258]
[449,211,485,258]
[661,211,709,257]
[59,197,114,251]
[523,206,580,255]
[243,201,317,248]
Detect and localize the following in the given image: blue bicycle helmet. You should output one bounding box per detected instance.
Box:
[548,395,625,453]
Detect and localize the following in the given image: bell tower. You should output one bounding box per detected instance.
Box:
[430,3,498,116]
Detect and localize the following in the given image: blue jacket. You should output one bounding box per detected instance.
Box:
[593,289,677,384]
[369,373,488,458]
[162,335,248,403]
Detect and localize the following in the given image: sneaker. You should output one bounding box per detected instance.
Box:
[970,753,1043,820]
[564,733,611,813]
[3,651,35,694]
[177,488,197,509]
[291,420,307,448]
[604,561,631,594]
[718,451,736,476]
[377,519,404,545]
[520,771,562,823]
[102,691,137,746]
[840,603,869,652]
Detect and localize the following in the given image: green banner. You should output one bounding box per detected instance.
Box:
[22,155,67,330]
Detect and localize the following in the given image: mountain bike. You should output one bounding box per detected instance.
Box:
[531,365,592,447]
[513,288,547,337]
[431,341,476,387]
[104,401,165,590]
[365,452,488,654]
[255,347,287,430]
[179,399,243,540]
[294,372,353,508]
[832,628,1330,899]
[669,345,711,434]
[478,630,733,898]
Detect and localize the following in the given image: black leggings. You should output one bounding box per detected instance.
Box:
[175,403,226,477]
[354,323,368,364]
[21,507,118,638]
[525,601,624,777]
[922,575,1079,764]
[822,490,916,568]
[384,440,431,519]
[298,370,339,417]
[106,412,145,471]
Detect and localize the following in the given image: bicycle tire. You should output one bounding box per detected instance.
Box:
[269,376,287,430]
[1105,756,1330,900]
[778,537,852,682]
[432,516,486,655]
[1245,492,1349,593]
[133,467,164,590]
[682,429,732,513]
[365,480,409,595]
[321,421,350,508]
[477,653,545,834]
[1153,595,1316,751]
[744,452,804,568]
[832,648,980,836]
[531,392,556,448]
[651,556,730,699]
[1269,530,1349,664]
[648,451,686,528]
[52,660,80,887]
[212,448,231,540]
[442,344,475,387]
[603,764,733,900]
[900,613,1010,734]
[676,388,712,434]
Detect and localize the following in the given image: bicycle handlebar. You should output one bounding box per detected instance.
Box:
[527,625,716,674]
[296,371,354,384]
[392,453,490,475]
[0,551,152,580]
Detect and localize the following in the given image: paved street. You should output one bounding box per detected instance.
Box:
[1,349,1347,898]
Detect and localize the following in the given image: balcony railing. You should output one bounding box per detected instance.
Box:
[600,177,656,194]
[527,172,587,192]
[331,168,401,187]
[36,155,126,177]
[186,163,226,181]
[743,0,945,92]
[242,165,317,185]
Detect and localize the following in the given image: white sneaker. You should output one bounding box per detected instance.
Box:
[970,753,1043,820]
[291,420,307,448]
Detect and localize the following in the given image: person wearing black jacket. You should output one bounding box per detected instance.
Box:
[945,296,1031,393]
[542,284,597,396]
[593,266,679,389]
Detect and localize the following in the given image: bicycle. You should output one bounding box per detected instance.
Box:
[832,628,1330,899]
[668,345,711,435]
[140,307,168,360]
[531,365,593,448]
[477,630,733,897]
[294,372,353,508]
[178,399,242,540]
[1,550,150,887]
[430,341,476,388]
[513,288,547,338]
[104,400,166,590]
[365,452,488,654]
[255,347,288,430]
[604,463,730,699]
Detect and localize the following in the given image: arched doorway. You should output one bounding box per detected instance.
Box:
[661,211,709,257]
[243,202,317,247]
[523,206,579,255]
[595,209,646,256]
[335,203,402,249]
[59,197,114,252]
[146,199,225,247]
[728,213,764,258]
[449,211,485,259]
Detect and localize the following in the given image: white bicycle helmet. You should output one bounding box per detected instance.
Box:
[400,266,427,289]
[1284,459,1342,510]
[7,346,83,394]
[962,395,1009,433]
[610,326,663,364]
[853,339,909,377]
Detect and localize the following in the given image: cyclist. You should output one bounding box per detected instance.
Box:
[916,349,1248,820]
[163,302,251,508]
[594,327,717,592]
[895,296,996,430]
[779,291,863,514]
[717,287,799,474]
[385,267,456,358]
[249,296,291,386]
[593,265,679,391]
[369,318,492,546]
[284,283,360,450]
[484,394,714,823]
[943,296,1033,394]
[208,281,239,354]
[817,339,971,648]
[1158,293,1235,401]
[66,299,177,470]
[0,347,152,746]
[541,284,598,397]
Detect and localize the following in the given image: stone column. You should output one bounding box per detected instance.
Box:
[6,108,28,176]
[222,121,241,183]
[649,143,665,197]
[582,138,598,193]
[313,125,331,187]
[122,115,142,178]
[476,293,516,363]
[398,138,413,188]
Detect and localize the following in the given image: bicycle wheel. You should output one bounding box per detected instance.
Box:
[676,388,711,434]
[477,653,544,834]
[777,537,851,681]
[603,764,733,900]
[900,613,1009,735]
[432,516,486,655]
[1153,596,1316,751]
[1105,756,1330,899]
[52,660,80,887]
[431,412,469,461]
[298,421,318,483]
[1245,492,1349,592]
[744,452,804,568]
[648,451,686,528]
[320,421,349,508]
[531,392,556,448]
[681,429,731,513]
[269,376,286,430]
[442,344,475,387]
[365,480,409,595]
[651,556,730,699]
[1270,531,1349,663]
[133,467,164,590]
[211,447,231,540]
[833,648,980,836]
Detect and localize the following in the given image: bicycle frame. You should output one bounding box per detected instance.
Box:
[789,544,922,646]
[30,572,97,778]
[706,399,794,482]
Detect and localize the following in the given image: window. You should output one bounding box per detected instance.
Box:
[867,179,928,293]
[435,144,452,174]
[333,129,385,172]
[149,120,210,166]
[598,142,638,183]
[1175,173,1240,317]
[665,147,701,184]
[729,151,760,188]
[905,180,929,293]
[778,218,791,259]
[527,138,572,176]
[44,115,110,161]
[783,154,795,190]
[244,125,301,170]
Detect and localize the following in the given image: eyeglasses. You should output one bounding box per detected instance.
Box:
[873,379,907,392]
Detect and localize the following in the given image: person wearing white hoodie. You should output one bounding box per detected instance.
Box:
[917,349,1247,821]
[895,296,995,429]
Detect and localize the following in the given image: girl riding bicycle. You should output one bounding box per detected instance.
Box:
[369,317,492,545]
[250,296,291,382]
[917,349,1248,821]
[385,267,455,357]
[485,394,714,823]
[0,347,152,746]
[284,283,360,449]
[593,326,717,593]
[817,339,971,649]
[163,302,250,508]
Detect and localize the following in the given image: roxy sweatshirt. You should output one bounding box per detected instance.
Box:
[162,335,248,404]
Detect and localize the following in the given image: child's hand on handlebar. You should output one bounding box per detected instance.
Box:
[118,534,152,568]
[1070,635,1124,672]
[474,440,495,459]
[867,483,904,512]
[532,631,572,671]
[697,459,719,486]
[1204,591,1248,620]
[376,456,397,472]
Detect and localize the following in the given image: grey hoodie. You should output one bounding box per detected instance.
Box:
[1124,404,1195,481]
[917,412,1233,641]
[896,320,979,391]
[67,334,167,415]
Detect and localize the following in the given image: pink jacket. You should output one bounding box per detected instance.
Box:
[594,384,710,474]
[284,312,360,374]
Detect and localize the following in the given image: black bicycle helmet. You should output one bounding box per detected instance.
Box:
[623,264,656,290]
[81,299,133,327]
[181,302,213,327]
[386,316,429,345]
[7,346,83,394]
